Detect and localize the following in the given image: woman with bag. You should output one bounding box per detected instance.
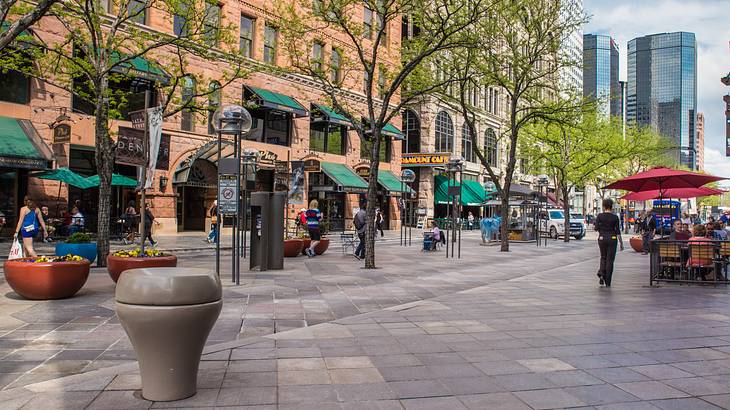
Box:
[14,197,47,258]
[206,200,218,244]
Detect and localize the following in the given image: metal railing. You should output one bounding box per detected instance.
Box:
[649,239,730,286]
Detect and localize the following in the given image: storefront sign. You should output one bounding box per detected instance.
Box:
[259,150,278,168]
[129,109,146,130]
[155,134,170,170]
[304,159,321,172]
[116,126,146,167]
[218,174,239,214]
[0,156,47,169]
[275,160,289,174]
[401,153,450,167]
[53,124,71,144]
[354,166,370,179]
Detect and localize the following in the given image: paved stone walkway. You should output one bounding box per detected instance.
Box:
[0,235,730,408]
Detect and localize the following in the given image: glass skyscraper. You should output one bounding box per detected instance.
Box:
[627,32,697,170]
[583,34,620,118]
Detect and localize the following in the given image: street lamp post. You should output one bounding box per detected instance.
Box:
[536,174,549,247]
[400,169,416,247]
[447,156,464,259]
[212,105,252,282]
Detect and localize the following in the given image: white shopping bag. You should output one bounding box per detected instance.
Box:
[8,237,23,260]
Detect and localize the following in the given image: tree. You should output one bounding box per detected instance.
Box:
[19,0,249,265]
[0,0,58,51]
[446,0,587,251]
[276,0,492,268]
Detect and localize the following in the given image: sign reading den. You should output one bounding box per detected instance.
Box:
[116,127,146,167]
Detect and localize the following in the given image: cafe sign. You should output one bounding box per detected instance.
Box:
[259,150,278,168]
[53,124,71,144]
[401,153,450,167]
[304,159,321,172]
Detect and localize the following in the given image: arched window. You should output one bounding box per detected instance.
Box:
[434,111,453,153]
[181,76,196,131]
[484,128,497,166]
[461,122,475,163]
[207,81,221,135]
[402,109,420,154]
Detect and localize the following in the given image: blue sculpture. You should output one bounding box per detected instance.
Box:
[480,216,502,244]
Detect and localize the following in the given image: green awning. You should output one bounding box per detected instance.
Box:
[244,85,308,117]
[31,167,94,189]
[0,116,52,169]
[377,170,414,195]
[110,51,170,85]
[434,175,485,206]
[1,21,35,48]
[85,173,138,187]
[311,104,352,127]
[382,123,404,140]
[321,162,368,192]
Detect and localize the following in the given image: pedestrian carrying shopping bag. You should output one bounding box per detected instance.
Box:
[8,236,23,260]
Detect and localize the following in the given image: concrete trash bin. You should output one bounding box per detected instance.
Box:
[115,267,222,402]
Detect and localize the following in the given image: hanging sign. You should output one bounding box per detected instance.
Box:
[53,124,71,144]
[116,126,146,167]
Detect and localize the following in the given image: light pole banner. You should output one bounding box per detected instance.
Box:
[144,107,163,189]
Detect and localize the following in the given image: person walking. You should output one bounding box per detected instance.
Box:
[305,199,322,257]
[206,200,218,244]
[122,200,138,245]
[640,209,656,255]
[14,197,47,257]
[595,198,623,287]
[143,203,159,247]
[375,208,384,238]
[467,211,475,230]
[353,205,366,260]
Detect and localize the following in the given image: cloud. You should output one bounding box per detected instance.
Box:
[704,148,730,188]
[584,0,730,164]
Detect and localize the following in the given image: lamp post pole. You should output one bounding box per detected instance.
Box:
[400,169,416,247]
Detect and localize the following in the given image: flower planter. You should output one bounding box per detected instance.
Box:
[3,258,90,300]
[107,255,178,283]
[300,238,330,255]
[55,242,97,264]
[284,239,304,257]
[629,236,644,253]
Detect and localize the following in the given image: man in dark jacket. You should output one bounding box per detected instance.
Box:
[353,206,367,260]
[641,209,657,254]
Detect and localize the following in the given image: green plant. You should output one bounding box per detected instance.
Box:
[65,232,92,244]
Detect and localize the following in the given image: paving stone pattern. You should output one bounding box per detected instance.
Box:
[0,233,730,408]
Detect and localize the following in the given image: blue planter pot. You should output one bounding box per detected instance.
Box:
[55,242,97,264]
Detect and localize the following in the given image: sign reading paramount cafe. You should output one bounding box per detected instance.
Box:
[401,153,450,167]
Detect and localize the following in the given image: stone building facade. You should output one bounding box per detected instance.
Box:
[0,0,406,236]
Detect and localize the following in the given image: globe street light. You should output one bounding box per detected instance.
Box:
[212,104,252,135]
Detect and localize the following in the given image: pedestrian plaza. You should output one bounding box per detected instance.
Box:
[2,233,730,408]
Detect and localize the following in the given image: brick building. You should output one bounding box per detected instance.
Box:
[0,1,406,236]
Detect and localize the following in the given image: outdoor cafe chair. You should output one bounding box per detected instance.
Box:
[717,242,730,281]
[657,242,683,280]
[340,233,357,255]
[688,243,717,282]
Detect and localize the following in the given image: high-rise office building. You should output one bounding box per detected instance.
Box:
[627,32,698,169]
[560,0,584,94]
[583,34,620,118]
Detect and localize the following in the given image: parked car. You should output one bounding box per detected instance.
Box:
[540,209,585,240]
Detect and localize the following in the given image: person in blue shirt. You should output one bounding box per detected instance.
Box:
[305,199,323,257]
[14,197,48,257]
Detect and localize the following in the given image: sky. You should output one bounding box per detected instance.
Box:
[583,0,730,182]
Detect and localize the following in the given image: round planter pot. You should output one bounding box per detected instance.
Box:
[284,239,304,257]
[3,258,90,300]
[55,242,97,264]
[629,236,644,253]
[107,255,178,283]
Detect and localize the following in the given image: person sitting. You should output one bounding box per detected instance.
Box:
[67,206,84,234]
[669,220,690,241]
[431,221,441,250]
[688,225,714,280]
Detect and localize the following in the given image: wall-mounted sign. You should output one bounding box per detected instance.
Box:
[304,159,321,172]
[401,153,450,167]
[116,126,146,167]
[53,124,71,144]
[259,150,278,168]
[354,165,370,179]
[156,134,170,170]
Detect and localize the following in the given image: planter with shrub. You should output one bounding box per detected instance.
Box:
[3,255,90,300]
[55,232,97,263]
[107,249,177,283]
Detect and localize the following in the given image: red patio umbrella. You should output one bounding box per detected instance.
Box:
[604,167,725,192]
[621,186,726,201]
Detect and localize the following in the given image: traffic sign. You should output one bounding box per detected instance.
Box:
[218,174,239,214]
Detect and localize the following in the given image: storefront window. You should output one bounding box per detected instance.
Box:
[310,122,346,155]
[361,136,390,162]
[203,2,220,46]
[264,24,278,65]
[402,109,420,153]
[127,0,147,24]
[0,69,30,105]
[435,111,453,152]
[484,128,497,166]
[240,15,255,58]
[461,122,475,163]
[247,110,291,146]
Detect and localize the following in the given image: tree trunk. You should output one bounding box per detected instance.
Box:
[562,184,571,242]
[94,76,114,267]
[364,132,381,269]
